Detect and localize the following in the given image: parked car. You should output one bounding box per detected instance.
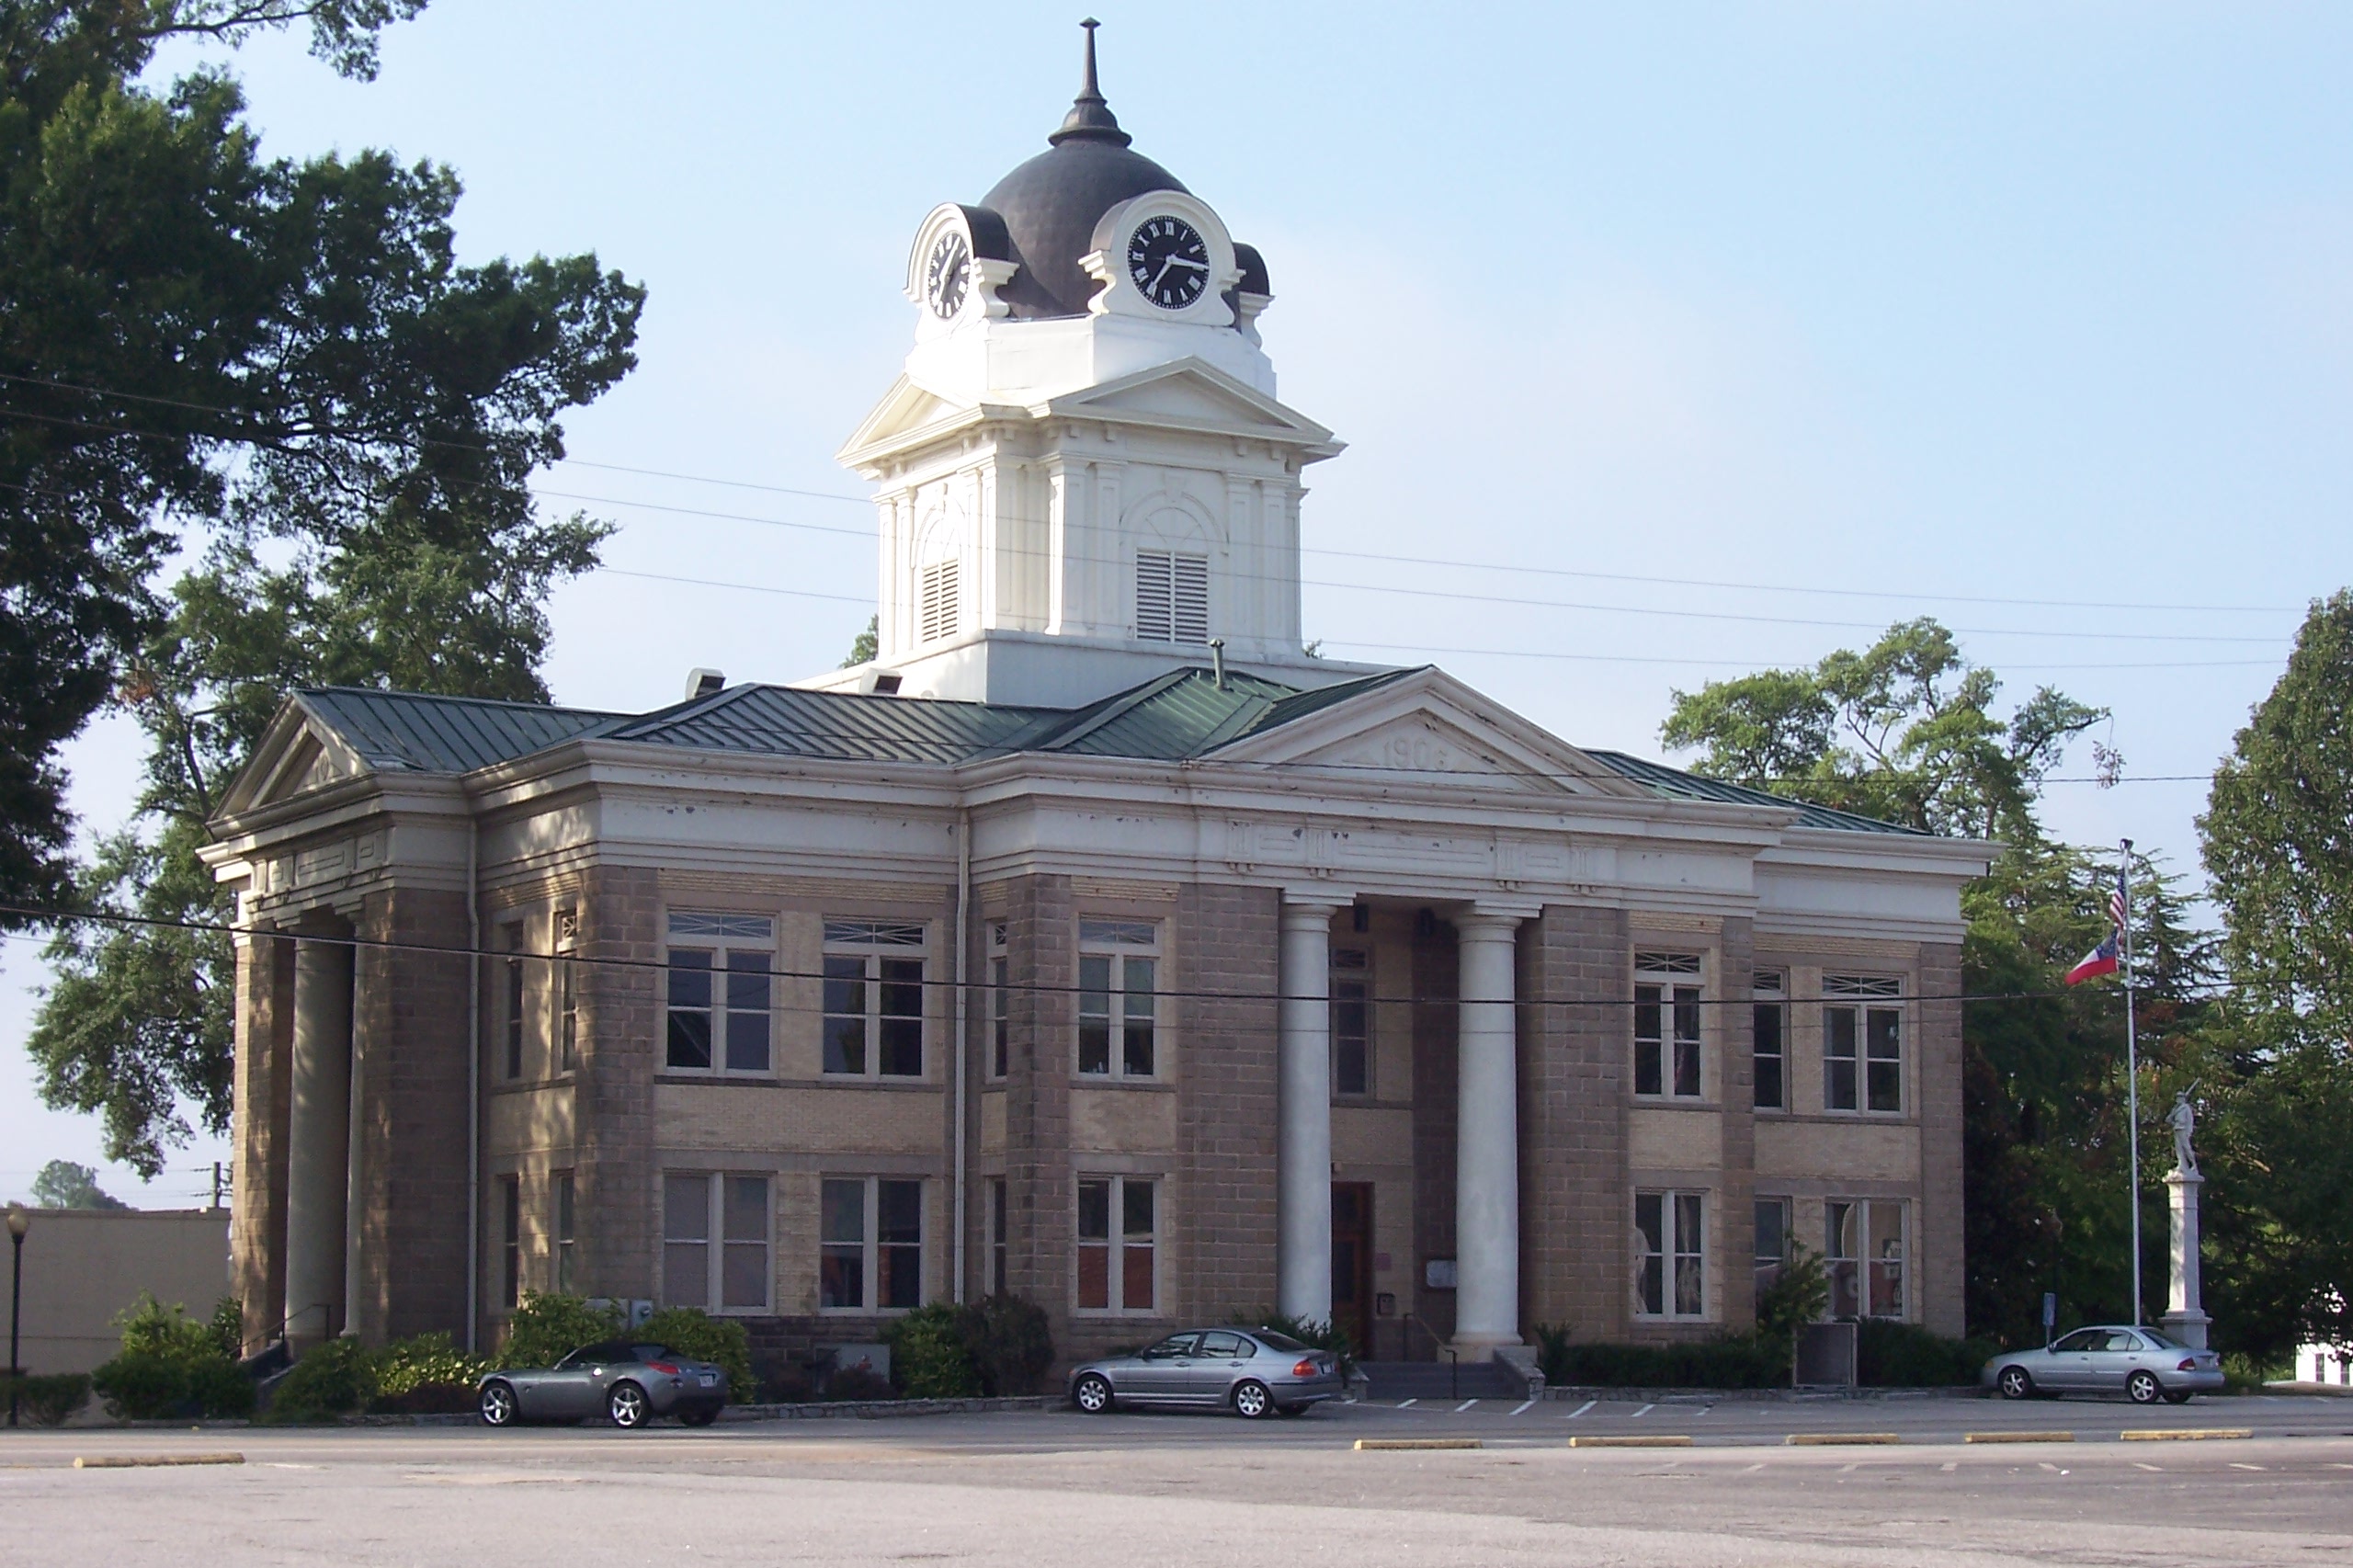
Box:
[478,1340,729,1427]
[1982,1325,2223,1404]
[1068,1328,1345,1419]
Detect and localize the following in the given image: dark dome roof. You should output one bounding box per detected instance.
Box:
[977,20,1188,320]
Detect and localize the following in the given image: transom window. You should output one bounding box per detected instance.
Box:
[661,1172,770,1313]
[1634,1189,1706,1318]
[821,1176,922,1312]
[665,913,774,1074]
[1634,952,1703,1099]
[1078,919,1158,1079]
[1331,948,1370,1098]
[1134,550,1209,644]
[824,920,926,1077]
[1753,969,1787,1111]
[1827,1199,1906,1320]
[1824,975,1903,1114]
[1076,1176,1156,1312]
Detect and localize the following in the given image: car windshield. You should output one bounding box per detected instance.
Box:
[555,1341,632,1369]
[1251,1330,1309,1352]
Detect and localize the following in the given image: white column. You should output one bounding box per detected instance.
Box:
[2161,1171,2211,1350]
[283,932,354,1349]
[1454,910,1524,1353]
[1278,898,1343,1324]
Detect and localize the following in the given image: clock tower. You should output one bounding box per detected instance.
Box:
[808,20,1381,708]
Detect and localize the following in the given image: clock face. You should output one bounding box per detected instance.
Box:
[1126,216,1211,311]
[926,229,971,319]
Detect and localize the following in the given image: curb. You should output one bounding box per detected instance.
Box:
[723,1395,1061,1423]
[1540,1386,1982,1404]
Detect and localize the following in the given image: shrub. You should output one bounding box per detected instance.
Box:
[2,1371,92,1426]
[1533,1325,1788,1390]
[636,1307,757,1403]
[210,1297,244,1360]
[183,1357,257,1418]
[92,1293,253,1419]
[968,1294,1054,1395]
[265,1337,378,1423]
[374,1332,489,1399]
[824,1365,896,1403]
[116,1292,224,1364]
[499,1292,621,1371]
[1755,1246,1831,1358]
[371,1382,476,1415]
[90,1353,192,1420]
[756,1364,814,1403]
[885,1303,983,1398]
[1239,1312,1358,1378]
[1855,1320,1991,1387]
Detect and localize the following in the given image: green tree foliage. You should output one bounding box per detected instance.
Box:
[841,613,878,668]
[10,2,645,1173]
[28,1156,127,1208]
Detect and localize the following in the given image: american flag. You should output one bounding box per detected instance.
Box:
[2109,865,2130,932]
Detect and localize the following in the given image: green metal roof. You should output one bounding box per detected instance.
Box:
[295,688,626,773]
[1583,749,1927,835]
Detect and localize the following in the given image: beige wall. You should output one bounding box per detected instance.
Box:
[7,1210,232,1376]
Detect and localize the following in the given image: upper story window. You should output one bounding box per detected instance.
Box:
[919,559,959,644]
[1633,952,1703,1100]
[499,920,527,1080]
[1078,919,1158,1079]
[1134,550,1209,644]
[824,920,926,1078]
[987,922,1010,1081]
[553,907,581,1073]
[1331,948,1370,1097]
[1753,969,1787,1111]
[1823,975,1903,1114]
[665,913,775,1074]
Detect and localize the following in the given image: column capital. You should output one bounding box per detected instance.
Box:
[1278,888,1353,915]
[1456,906,1532,941]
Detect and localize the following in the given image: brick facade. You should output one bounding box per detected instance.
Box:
[1517,903,1631,1342]
[1171,882,1280,1326]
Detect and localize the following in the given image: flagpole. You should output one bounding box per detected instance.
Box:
[2120,836,2142,1328]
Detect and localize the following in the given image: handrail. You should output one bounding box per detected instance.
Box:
[1397,1312,1460,1398]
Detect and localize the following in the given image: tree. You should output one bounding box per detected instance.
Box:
[29,1158,129,1209]
[14,1,645,1173]
[841,614,877,668]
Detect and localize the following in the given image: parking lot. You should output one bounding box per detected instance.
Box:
[3,1393,2347,1566]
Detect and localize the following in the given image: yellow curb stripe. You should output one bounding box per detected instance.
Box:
[1786,1433,1902,1446]
[1965,1431,2075,1444]
[1568,1435,1694,1448]
[2120,1428,2252,1441]
[1354,1437,1482,1450]
[74,1453,245,1470]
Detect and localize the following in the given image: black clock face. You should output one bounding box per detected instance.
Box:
[926,230,971,318]
[1126,216,1210,310]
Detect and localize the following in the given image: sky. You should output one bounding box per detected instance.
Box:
[6,1,2350,1205]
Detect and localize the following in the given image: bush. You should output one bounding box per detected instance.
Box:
[885,1303,983,1398]
[1239,1312,1358,1378]
[824,1365,896,1403]
[2,1371,91,1426]
[370,1382,476,1415]
[1532,1324,1788,1390]
[209,1297,244,1359]
[90,1353,195,1420]
[756,1364,814,1403]
[1755,1246,1831,1358]
[264,1336,378,1423]
[968,1294,1054,1395]
[636,1307,757,1403]
[374,1332,489,1399]
[499,1292,621,1371]
[116,1292,225,1364]
[183,1357,257,1418]
[1855,1320,1991,1387]
[91,1293,254,1419]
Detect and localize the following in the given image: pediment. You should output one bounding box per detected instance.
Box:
[1048,359,1338,450]
[218,699,371,816]
[836,375,966,466]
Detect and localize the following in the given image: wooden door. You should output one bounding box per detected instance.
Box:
[1331,1182,1375,1358]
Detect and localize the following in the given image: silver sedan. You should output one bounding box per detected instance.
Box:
[1069,1327,1345,1419]
[478,1339,729,1427]
[1982,1324,2224,1404]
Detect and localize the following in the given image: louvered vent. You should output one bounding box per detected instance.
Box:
[919,560,959,644]
[1135,551,1210,644]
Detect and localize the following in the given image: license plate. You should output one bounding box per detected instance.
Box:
[699,1373,717,1387]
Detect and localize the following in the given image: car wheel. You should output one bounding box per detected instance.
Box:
[1072,1373,1113,1415]
[2162,1389,2194,1405]
[2126,1370,2163,1405]
[1232,1380,1274,1420]
[608,1381,652,1428]
[1996,1366,2035,1401]
[478,1381,519,1426]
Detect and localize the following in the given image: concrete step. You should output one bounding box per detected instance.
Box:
[1358,1360,1529,1401]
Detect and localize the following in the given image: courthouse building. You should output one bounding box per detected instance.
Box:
[204,34,1989,1373]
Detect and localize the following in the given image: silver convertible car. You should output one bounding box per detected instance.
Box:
[1069,1328,1345,1418]
[478,1339,729,1427]
[1983,1325,2223,1404]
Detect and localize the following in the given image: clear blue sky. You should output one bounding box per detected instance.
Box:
[6,2,2349,1202]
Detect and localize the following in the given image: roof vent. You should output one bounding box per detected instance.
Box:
[685,668,725,700]
[870,672,904,696]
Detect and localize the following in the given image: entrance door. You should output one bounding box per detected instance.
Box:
[1331,1183,1375,1358]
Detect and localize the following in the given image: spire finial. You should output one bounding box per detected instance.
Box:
[1050,17,1131,147]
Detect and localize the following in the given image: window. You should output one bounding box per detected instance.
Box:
[554,1171,576,1295]
[819,1176,923,1312]
[1134,550,1210,643]
[989,1177,1009,1298]
[665,913,775,1074]
[1332,948,1370,1097]
[1753,970,1786,1111]
[1824,975,1903,1113]
[1754,1196,1790,1299]
[499,1175,521,1311]
[823,921,926,1077]
[1076,1176,1156,1312]
[987,923,1009,1080]
[1633,1190,1706,1318]
[499,921,527,1079]
[1633,952,1703,1099]
[662,1172,770,1312]
[1826,1199,1906,1320]
[1077,919,1158,1078]
[919,559,959,644]
[555,907,579,1073]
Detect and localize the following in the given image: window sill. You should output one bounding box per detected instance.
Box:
[1071,1077,1174,1092]
[1631,1095,1716,1108]
[653,1074,939,1090]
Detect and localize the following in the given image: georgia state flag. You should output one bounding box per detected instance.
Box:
[2064,931,2120,985]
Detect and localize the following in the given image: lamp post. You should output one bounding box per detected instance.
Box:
[6,1204,28,1428]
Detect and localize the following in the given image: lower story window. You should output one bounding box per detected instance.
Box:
[1076,1176,1155,1312]
[499,1175,521,1311]
[554,1171,576,1296]
[1634,1189,1706,1319]
[820,1176,923,1312]
[1827,1199,1906,1320]
[989,1177,1009,1298]
[662,1172,771,1312]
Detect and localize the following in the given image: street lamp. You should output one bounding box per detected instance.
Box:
[6,1204,28,1429]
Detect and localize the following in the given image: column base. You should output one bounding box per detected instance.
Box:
[2159,1311,2211,1351]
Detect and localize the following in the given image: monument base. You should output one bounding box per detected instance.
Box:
[2159,1310,2211,1351]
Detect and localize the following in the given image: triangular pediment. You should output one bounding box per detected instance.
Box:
[836,375,969,467]
[218,698,374,816]
[1046,358,1339,451]
[1212,668,1651,800]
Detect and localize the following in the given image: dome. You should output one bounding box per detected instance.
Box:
[978,21,1190,320]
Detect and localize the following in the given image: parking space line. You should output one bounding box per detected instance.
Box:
[1396,1399,1416,1409]
[1454,1399,1479,1413]
[2228,1462,2265,1471]
[2132,1462,2162,1471]
[1511,1399,1536,1415]
[1631,1403,1655,1418]
[1564,1401,1596,1420]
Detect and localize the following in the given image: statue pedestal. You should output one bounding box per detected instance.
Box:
[2161,1169,2211,1351]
